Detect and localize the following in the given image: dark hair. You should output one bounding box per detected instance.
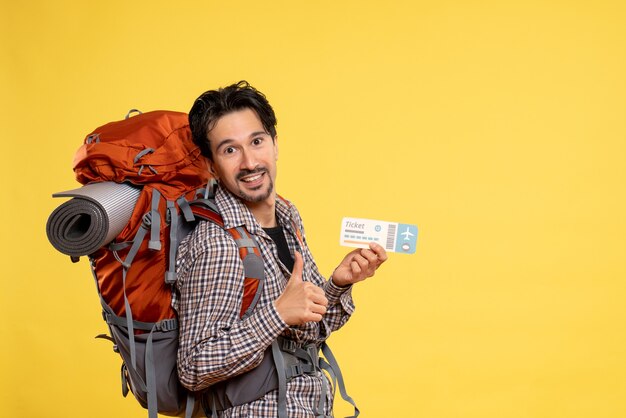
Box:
[188,80,277,160]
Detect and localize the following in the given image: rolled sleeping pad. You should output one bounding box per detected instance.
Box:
[46,182,141,257]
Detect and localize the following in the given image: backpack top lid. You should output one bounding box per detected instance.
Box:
[73,110,210,199]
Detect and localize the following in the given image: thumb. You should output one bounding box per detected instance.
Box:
[289,251,304,282]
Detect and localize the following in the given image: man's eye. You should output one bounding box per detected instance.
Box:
[224,147,236,154]
[252,138,263,146]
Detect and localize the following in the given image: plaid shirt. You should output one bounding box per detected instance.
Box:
[174,185,355,417]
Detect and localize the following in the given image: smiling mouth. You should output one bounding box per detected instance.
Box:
[234,168,274,202]
[240,172,265,183]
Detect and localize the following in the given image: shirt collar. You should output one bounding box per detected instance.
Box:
[214,184,296,236]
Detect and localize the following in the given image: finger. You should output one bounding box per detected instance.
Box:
[310,303,327,316]
[359,250,380,274]
[304,283,328,305]
[360,248,379,265]
[365,245,387,268]
[369,243,388,262]
[306,312,323,323]
[343,248,362,263]
[350,260,361,275]
[353,254,369,271]
[310,290,328,307]
[290,251,304,282]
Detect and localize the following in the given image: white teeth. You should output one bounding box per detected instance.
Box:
[242,174,262,182]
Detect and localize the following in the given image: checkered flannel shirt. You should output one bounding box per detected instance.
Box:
[173,185,355,417]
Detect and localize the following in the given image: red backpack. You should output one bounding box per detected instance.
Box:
[47,110,264,417]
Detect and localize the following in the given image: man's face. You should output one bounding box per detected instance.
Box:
[207,108,278,207]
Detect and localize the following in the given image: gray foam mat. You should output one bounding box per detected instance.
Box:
[46,182,141,257]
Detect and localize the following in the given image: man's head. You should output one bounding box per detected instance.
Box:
[189,81,277,161]
[189,81,279,207]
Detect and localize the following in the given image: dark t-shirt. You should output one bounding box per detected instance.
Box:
[263,225,294,272]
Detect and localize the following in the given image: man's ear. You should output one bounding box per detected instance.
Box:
[273,135,279,160]
[208,159,218,180]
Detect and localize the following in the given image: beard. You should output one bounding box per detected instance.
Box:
[235,167,274,203]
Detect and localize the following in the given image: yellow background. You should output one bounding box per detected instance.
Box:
[2,1,625,417]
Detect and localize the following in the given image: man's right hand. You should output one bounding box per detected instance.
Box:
[274,251,328,325]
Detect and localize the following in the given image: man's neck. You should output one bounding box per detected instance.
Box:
[244,196,277,228]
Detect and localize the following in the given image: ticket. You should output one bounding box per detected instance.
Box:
[340,217,418,254]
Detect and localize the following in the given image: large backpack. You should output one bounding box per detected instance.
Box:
[53,110,265,418]
[48,110,359,418]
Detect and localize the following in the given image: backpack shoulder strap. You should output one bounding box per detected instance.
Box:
[228,226,265,319]
[188,199,265,319]
[276,194,304,246]
[189,198,224,226]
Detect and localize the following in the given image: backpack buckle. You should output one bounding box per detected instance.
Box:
[142,212,153,227]
[306,344,319,366]
[281,338,297,354]
[157,318,178,332]
[289,364,303,377]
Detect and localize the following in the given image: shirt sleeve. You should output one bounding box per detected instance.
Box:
[289,207,356,343]
[175,223,287,391]
[311,251,355,342]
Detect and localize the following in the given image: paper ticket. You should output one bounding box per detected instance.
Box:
[340,217,418,254]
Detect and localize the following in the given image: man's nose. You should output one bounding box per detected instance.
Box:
[240,148,258,170]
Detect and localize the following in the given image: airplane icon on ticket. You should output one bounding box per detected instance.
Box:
[401,227,415,240]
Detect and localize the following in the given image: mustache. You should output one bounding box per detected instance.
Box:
[236,167,268,181]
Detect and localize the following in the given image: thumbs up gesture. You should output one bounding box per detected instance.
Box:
[274,252,329,325]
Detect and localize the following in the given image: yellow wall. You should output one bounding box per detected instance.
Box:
[2,1,625,417]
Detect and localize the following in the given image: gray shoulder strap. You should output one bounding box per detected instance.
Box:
[320,342,359,417]
[148,189,162,250]
[165,200,179,284]
[145,326,158,418]
[176,196,196,222]
[184,393,196,418]
[271,340,289,418]
[233,226,265,320]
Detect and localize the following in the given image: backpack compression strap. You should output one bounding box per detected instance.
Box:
[189,199,265,318]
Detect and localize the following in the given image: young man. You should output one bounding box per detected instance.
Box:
[175,81,387,417]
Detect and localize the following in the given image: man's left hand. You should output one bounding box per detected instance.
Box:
[331,242,388,287]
